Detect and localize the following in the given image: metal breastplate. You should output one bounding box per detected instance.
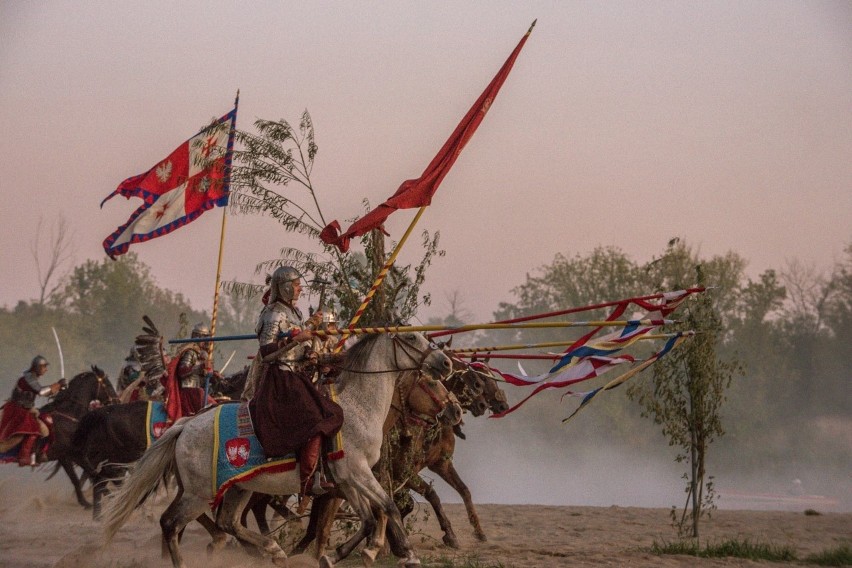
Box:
[257,302,307,367]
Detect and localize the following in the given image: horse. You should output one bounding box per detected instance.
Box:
[71,364,252,519]
[34,366,118,508]
[294,359,507,554]
[391,361,508,547]
[290,367,464,559]
[102,332,453,568]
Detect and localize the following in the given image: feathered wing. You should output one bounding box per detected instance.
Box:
[135,316,167,380]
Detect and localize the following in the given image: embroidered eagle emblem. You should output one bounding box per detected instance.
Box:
[155,160,173,183]
[225,438,251,468]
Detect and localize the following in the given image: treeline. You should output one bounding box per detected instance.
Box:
[469,240,851,487]
[0,253,256,394]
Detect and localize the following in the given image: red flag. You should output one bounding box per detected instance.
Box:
[321,22,535,252]
[101,104,237,258]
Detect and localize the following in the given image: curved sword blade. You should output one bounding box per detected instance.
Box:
[51,326,65,380]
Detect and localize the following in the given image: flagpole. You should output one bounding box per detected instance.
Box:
[334,206,426,351]
[208,90,240,362]
[208,205,227,361]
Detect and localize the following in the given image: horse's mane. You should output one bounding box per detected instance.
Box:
[340,333,382,374]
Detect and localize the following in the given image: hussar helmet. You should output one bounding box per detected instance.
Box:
[270,265,303,303]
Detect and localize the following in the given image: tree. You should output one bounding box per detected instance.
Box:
[30,214,74,305]
[226,113,441,325]
[627,259,741,538]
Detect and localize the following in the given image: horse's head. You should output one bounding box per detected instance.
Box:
[397,371,463,428]
[479,368,509,415]
[48,366,118,413]
[390,332,453,381]
[445,359,508,416]
[85,365,119,407]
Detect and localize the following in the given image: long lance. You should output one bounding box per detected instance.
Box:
[335,207,426,351]
[335,22,536,351]
[429,287,705,339]
[450,333,687,354]
[169,319,678,345]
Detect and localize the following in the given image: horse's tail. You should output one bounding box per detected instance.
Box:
[102,421,185,543]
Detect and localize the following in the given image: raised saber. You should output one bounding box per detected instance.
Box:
[218,350,237,375]
[51,326,65,380]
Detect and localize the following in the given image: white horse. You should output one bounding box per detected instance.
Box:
[102,332,452,568]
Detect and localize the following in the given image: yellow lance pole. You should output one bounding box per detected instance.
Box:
[169,319,679,345]
[334,206,426,351]
[319,318,677,339]
[208,205,228,362]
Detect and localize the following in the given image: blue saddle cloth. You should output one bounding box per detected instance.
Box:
[211,402,296,508]
[145,401,170,447]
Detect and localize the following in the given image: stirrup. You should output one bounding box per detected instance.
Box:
[310,471,328,496]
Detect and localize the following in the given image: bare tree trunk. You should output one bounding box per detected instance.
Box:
[30,214,74,305]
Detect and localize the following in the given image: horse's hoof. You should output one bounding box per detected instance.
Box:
[361,547,378,567]
[442,534,459,549]
[475,532,488,542]
[271,552,289,567]
[398,556,421,568]
[319,555,335,568]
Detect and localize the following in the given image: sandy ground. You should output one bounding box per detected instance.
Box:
[0,470,849,568]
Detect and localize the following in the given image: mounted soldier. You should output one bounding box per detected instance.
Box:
[249,265,343,504]
[162,323,219,422]
[0,356,65,466]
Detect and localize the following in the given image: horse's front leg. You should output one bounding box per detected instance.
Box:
[319,491,376,568]
[218,487,289,566]
[429,460,486,541]
[60,458,92,509]
[407,474,459,548]
[194,513,229,554]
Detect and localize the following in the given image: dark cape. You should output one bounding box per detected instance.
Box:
[249,345,344,457]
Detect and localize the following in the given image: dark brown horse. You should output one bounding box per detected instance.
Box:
[37,366,118,508]
[70,366,249,518]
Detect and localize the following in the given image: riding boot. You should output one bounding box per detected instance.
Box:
[18,435,37,468]
[299,435,323,495]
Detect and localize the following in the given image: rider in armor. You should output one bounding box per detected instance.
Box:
[117,349,143,393]
[0,356,65,466]
[249,266,343,503]
[161,323,218,422]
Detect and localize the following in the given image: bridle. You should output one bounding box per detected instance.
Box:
[392,371,456,429]
[44,372,118,424]
[338,333,445,377]
[92,373,120,406]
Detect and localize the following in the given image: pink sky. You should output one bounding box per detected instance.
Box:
[1,2,850,323]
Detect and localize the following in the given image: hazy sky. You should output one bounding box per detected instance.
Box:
[1,1,850,323]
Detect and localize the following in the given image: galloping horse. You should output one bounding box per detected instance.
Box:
[294,359,507,554]
[71,366,250,519]
[103,332,453,568]
[35,366,118,508]
[291,367,464,559]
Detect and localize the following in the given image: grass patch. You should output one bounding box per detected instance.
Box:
[651,538,797,561]
[420,552,514,568]
[804,545,852,566]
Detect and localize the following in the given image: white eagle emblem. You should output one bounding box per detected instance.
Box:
[155,160,173,183]
[197,176,211,193]
[225,437,251,467]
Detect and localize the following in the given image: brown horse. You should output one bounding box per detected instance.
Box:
[240,368,463,560]
[293,360,507,556]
